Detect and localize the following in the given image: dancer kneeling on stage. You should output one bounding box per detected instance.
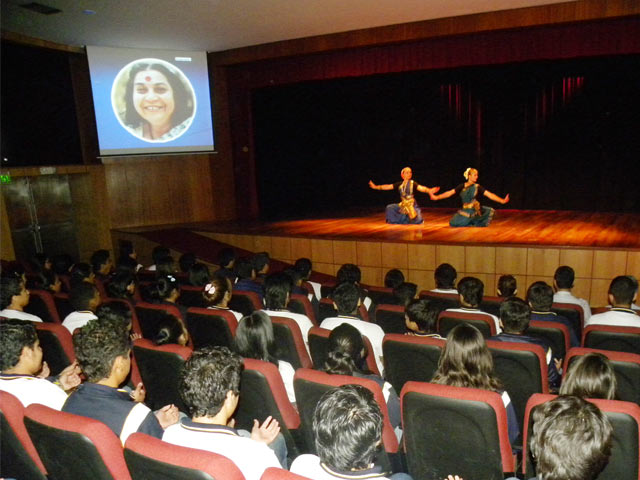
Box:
[369,166,439,224]
[429,167,509,227]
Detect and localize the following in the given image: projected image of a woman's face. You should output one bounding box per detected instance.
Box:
[133,69,176,137]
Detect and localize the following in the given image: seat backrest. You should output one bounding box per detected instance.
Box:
[293,368,398,455]
[365,285,395,307]
[34,322,75,376]
[24,403,132,480]
[528,319,571,361]
[582,324,640,354]
[261,467,310,480]
[419,290,460,310]
[565,347,640,405]
[551,302,583,339]
[25,289,60,323]
[374,304,407,334]
[104,298,143,336]
[235,358,301,459]
[0,391,47,479]
[318,298,337,323]
[135,302,184,339]
[229,290,262,316]
[124,432,244,480]
[319,283,336,299]
[401,381,514,480]
[132,338,192,411]
[53,293,73,322]
[178,285,208,308]
[523,393,640,480]
[307,326,379,376]
[289,293,317,326]
[271,316,312,369]
[185,307,237,349]
[480,295,504,317]
[382,333,445,393]
[486,339,548,436]
[438,310,497,338]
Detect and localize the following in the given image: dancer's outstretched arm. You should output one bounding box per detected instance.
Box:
[484,191,510,204]
[368,180,394,191]
[429,188,456,201]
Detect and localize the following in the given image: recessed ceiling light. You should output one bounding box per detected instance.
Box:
[83,9,96,15]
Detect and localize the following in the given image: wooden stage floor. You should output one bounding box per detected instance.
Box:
[182,208,640,250]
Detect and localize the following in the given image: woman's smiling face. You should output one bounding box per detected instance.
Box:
[133,69,175,127]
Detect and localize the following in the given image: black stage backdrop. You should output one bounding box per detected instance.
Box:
[253,55,639,220]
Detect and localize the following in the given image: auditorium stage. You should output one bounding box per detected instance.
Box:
[113,208,640,306]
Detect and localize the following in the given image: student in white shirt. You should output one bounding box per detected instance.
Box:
[445,276,501,334]
[62,282,100,333]
[0,275,43,322]
[553,265,592,322]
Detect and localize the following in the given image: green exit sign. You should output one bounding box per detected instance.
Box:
[0,174,11,184]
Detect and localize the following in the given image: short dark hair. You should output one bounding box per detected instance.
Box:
[331,282,360,315]
[151,246,170,265]
[179,346,243,418]
[264,272,292,310]
[0,322,38,371]
[283,267,302,287]
[117,239,135,262]
[559,353,617,400]
[90,250,110,274]
[179,252,197,273]
[188,263,210,287]
[336,264,361,285]
[153,312,185,346]
[96,301,132,331]
[497,275,517,298]
[142,275,179,302]
[70,262,92,287]
[234,258,255,280]
[51,254,74,275]
[435,263,457,289]
[530,395,612,480]
[235,311,277,365]
[106,271,135,299]
[608,275,636,305]
[324,323,366,375]
[499,297,531,334]
[527,281,554,311]
[384,269,405,289]
[393,282,417,307]
[116,256,138,275]
[313,385,383,471]
[0,275,23,309]
[73,317,131,382]
[251,252,270,273]
[217,248,236,268]
[457,277,484,306]
[405,298,439,333]
[294,258,312,279]
[155,256,176,277]
[70,282,99,311]
[554,266,575,289]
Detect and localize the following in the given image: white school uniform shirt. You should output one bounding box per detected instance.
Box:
[585,308,640,328]
[0,309,43,322]
[0,374,68,410]
[445,307,502,334]
[553,290,592,322]
[62,311,98,333]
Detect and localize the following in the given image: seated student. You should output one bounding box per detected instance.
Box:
[324,324,401,433]
[320,282,385,375]
[153,312,189,346]
[586,275,639,328]
[35,268,62,294]
[404,298,443,338]
[163,346,286,479]
[431,263,458,293]
[559,352,617,400]
[489,297,561,391]
[63,318,178,443]
[178,252,197,275]
[90,249,113,281]
[446,277,501,333]
[252,252,271,284]
[69,262,95,287]
[432,323,520,446]
[0,275,43,322]
[0,321,80,409]
[262,272,313,348]
[384,269,405,289]
[234,257,264,301]
[497,274,517,298]
[629,275,640,311]
[106,271,136,303]
[147,245,170,272]
[188,262,211,287]
[155,255,177,278]
[117,239,143,273]
[213,247,237,282]
[235,311,296,404]
[336,263,372,310]
[290,385,412,480]
[553,266,592,322]
[203,277,244,320]
[141,275,187,319]
[294,257,321,300]
[392,282,417,307]
[61,282,101,334]
[527,396,612,480]
[527,281,579,347]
